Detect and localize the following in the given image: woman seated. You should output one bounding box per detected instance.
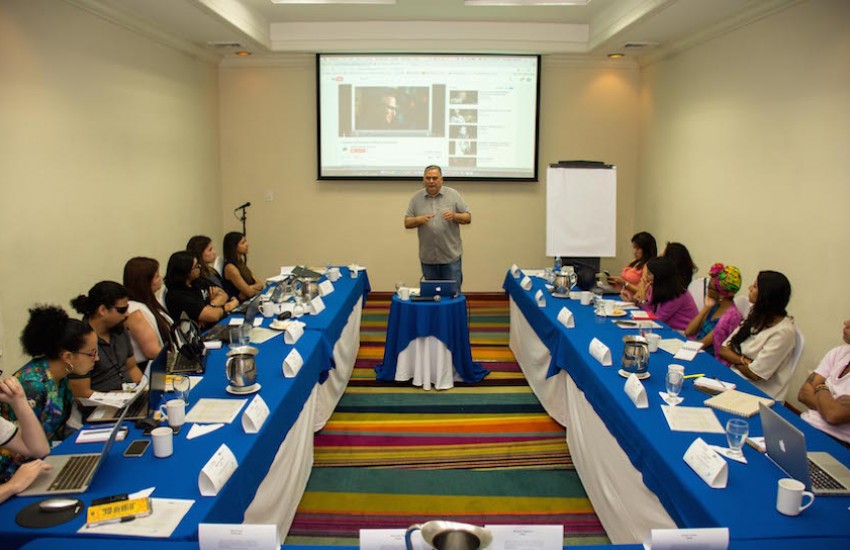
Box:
[684,263,743,359]
[187,235,226,290]
[637,257,699,331]
[69,282,144,398]
[717,271,796,402]
[663,242,697,290]
[608,231,656,303]
[123,257,173,368]
[0,378,51,503]
[222,232,264,301]
[797,319,850,446]
[0,306,97,498]
[165,251,238,327]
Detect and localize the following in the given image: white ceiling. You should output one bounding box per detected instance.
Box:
[71,0,795,62]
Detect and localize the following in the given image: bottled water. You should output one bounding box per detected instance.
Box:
[554,256,562,273]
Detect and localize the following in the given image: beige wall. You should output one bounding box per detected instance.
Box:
[218,57,640,292]
[637,0,850,409]
[0,0,221,371]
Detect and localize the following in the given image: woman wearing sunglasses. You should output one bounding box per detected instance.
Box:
[68,281,144,398]
[0,305,95,493]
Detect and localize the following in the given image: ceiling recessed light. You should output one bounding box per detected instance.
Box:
[464,0,589,5]
[271,0,396,4]
[607,53,625,59]
[236,51,253,56]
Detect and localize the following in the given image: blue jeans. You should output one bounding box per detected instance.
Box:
[421,258,463,291]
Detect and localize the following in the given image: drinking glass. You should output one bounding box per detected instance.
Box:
[726,418,749,457]
[395,280,405,292]
[665,370,684,405]
[239,323,252,345]
[171,373,191,404]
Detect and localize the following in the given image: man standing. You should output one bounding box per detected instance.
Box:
[405,165,471,289]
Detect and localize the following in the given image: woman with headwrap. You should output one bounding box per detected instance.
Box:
[684,263,743,359]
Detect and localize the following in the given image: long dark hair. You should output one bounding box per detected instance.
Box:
[21,305,93,359]
[629,232,657,270]
[647,257,685,307]
[729,271,791,352]
[223,231,256,285]
[186,235,215,280]
[164,251,196,290]
[123,257,171,343]
[663,242,697,289]
[70,281,129,318]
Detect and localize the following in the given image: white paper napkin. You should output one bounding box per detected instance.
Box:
[282,348,303,378]
[710,445,748,464]
[557,306,575,328]
[520,275,532,291]
[589,337,612,366]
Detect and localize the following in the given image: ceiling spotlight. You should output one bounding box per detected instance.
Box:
[607,53,625,59]
[464,0,589,5]
[271,0,396,4]
[236,51,253,56]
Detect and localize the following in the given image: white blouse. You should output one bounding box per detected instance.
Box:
[724,316,797,402]
[127,300,173,363]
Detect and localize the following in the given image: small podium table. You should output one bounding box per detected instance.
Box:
[375,295,489,390]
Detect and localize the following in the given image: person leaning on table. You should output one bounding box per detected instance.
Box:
[68,281,144,399]
[0,306,96,493]
[405,165,471,289]
[165,251,238,328]
[0,377,51,503]
[798,318,850,447]
[608,231,657,303]
[717,270,796,402]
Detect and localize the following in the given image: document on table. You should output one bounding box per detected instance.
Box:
[661,405,725,433]
[78,381,147,408]
[658,338,686,355]
[79,498,194,537]
[185,398,247,424]
[486,524,563,550]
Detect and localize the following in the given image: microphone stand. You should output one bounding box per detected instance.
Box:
[236,204,249,237]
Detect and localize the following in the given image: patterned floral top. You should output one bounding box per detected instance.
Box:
[0,358,73,482]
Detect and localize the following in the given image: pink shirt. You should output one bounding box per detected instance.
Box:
[621,265,643,286]
[801,344,850,444]
[713,306,743,366]
[643,288,699,331]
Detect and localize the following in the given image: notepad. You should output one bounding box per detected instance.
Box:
[703,389,775,418]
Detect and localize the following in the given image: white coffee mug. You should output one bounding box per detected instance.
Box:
[151,426,174,458]
[646,333,662,352]
[259,301,278,318]
[159,399,186,428]
[604,300,616,315]
[398,287,411,301]
[580,291,592,306]
[776,478,814,516]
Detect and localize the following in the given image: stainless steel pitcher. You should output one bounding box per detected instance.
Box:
[225,345,258,388]
[405,521,492,550]
[621,335,649,375]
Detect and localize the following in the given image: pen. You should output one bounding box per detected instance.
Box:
[683,373,705,379]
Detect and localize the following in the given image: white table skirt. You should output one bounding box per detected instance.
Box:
[509,297,675,543]
[508,298,569,426]
[395,336,463,390]
[243,384,319,541]
[313,297,363,431]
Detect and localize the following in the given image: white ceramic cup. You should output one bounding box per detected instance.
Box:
[151,426,174,458]
[259,301,278,318]
[159,399,186,428]
[646,333,662,352]
[604,300,616,315]
[580,291,592,306]
[776,478,814,516]
[398,287,411,301]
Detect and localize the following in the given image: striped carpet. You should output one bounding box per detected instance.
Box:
[287,293,608,545]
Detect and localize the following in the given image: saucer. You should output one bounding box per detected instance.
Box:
[607,309,628,317]
[225,383,261,395]
[269,320,291,331]
[550,292,570,299]
[618,369,650,380]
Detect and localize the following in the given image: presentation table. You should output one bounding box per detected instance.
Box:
[503,270,850,545]
[375,295,489,390]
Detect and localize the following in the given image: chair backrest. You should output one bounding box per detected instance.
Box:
[734,294,751,318]
[777,326,806,403]
[688,277,707,309]
[213,256,224,276]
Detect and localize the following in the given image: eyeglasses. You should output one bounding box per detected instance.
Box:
[75,349,99,359]
[113,305,129,314]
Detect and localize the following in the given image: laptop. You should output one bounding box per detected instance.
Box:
[18,391,140,496]
[169,314,206,374]
[420,280,458,298]
[88,347,169,423]
[759,402,850,495]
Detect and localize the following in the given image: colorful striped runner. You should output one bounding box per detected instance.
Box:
[287,293,608,545]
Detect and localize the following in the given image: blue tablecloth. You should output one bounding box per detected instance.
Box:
[375,295,489,384]
[0,330,328,548]
[298,267,370,370]
[504,271,850,543]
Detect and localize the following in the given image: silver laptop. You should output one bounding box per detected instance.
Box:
[759,402,850,496]
[18,391,139,496]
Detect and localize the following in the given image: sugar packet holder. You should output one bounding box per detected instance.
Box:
[557,307,574,328]
[589,338,612,366]
[282,348,303,378]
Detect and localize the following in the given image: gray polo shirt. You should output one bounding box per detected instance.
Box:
[406,185,470,264]
[69,326,134,392]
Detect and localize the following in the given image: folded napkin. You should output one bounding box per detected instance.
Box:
[535,289,546,307]
[589,338,612,366]
[557,306,574,328]
[520,275,533,291]
[510,264,521,278]
[282,348,303,378]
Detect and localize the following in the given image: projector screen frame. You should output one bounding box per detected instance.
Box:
[316,52,541,182]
